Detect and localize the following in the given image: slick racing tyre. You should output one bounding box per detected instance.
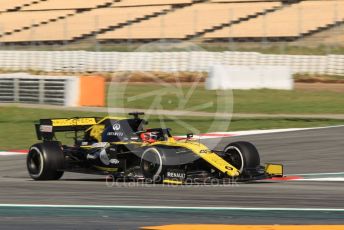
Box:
[140,147,166,183]
[223,141,260,173]
[27,142,64,180]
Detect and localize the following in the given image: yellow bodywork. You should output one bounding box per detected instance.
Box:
[50,116,125,128]
[80,136,241,178]
[50,116,126,142]
[150,138,240,177]
[94,165,118,172]
[265,163,283,177]
[88,125,105,142]
[162,179,183,185]
[51,118,97,126]
[86,116,126,142]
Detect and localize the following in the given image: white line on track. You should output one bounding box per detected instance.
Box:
[0,152,27,156]
[294,178,344,182]
[0,204,343,212]
[177,125,344,139]
[290,172,344,176]
[284,172,344,181]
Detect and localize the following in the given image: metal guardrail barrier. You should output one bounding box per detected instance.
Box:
[0,73,78,106]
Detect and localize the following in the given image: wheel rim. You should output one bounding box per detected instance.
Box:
[141,148,162,181]
[142,157,160,174]
[224,146,244,173]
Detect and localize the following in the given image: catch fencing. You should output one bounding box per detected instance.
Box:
[0,51,343,75]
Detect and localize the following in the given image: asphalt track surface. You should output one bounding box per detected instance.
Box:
[0,126,343,229]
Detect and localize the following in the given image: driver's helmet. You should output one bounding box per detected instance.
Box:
[140,131,158,143]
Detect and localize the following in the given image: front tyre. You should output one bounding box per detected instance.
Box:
[27,142,64,180]
[223,141,260,173]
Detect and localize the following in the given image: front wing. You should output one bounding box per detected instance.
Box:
[162,163,284,184]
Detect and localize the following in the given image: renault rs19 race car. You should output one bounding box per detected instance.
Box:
[27,112,283,184]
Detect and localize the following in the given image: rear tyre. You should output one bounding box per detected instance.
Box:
[27,142,64,180]
[223,141,260,173]
[140,147,166,183]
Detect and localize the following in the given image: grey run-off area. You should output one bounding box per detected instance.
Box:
[0,126,343,229]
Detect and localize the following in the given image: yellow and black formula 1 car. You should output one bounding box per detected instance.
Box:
[27,112,283,183]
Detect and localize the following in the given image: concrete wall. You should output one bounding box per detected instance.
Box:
[206,65,293,90]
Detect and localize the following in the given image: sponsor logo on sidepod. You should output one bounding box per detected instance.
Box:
[113,123,121,131]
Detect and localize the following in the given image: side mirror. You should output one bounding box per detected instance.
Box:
[186,133,193,139]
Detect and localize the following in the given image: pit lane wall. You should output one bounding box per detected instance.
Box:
[0,73,105,107]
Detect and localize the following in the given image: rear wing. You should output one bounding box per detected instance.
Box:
[35,112,147,141]
[35,117,101,141]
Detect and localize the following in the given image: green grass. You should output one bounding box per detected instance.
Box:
[1,106,344,150]
[107,84,344,114]
[2,85,344,149]
[0,107,106,150]
[108,83,232,114]
[233,89,344,114]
